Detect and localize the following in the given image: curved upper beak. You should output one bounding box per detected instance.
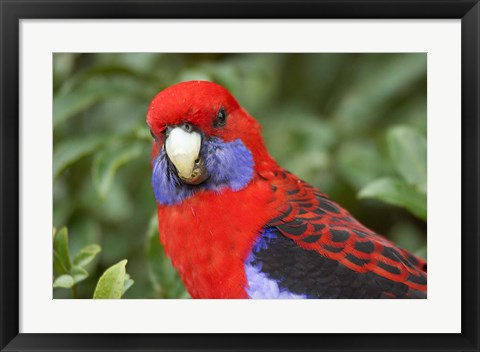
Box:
[165,127,201,179]
[165,126,205,183]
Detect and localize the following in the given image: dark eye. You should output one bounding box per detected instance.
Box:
[213,107,227,128]
[150,128,157,141]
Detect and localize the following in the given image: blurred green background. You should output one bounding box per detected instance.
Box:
[53,53,427,299]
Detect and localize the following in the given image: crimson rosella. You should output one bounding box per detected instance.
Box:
[146,81,427,299]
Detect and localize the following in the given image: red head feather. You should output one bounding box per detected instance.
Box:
[147,80,276,173]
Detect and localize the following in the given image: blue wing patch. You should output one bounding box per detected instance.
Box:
[244,228,306,299]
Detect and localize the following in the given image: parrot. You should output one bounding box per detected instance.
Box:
[146,80,427,299]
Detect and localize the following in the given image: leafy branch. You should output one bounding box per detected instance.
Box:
[53,227,134,299]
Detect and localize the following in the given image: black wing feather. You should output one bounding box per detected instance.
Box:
[250,228,426,299]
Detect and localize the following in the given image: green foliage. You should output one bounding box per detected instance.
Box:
[73,244,102,267]
[52,275,75,289]
[53,227,102,295]
[53,227,72,275]
[359,177,427,221]
[54,135,109,178]
[359,126,427,221]
[53,53,427,298]
[93,260,133,299]
[53,226,133,298]
[92,143,143,199]
[388,126,427,193]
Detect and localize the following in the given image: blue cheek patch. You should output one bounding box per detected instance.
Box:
[152,137,254,205]
[152,152,195,205]
[204,138,254,192]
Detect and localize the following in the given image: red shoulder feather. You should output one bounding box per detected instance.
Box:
[262,169,427,293]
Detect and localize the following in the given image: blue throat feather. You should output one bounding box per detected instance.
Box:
[152,137,254,205]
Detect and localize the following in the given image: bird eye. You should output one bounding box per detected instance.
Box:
[182,122,193,133]
[213,107,227,128]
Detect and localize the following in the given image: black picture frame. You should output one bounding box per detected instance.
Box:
[1,1,479,351]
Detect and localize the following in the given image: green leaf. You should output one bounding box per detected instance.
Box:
[53,54,76,89]
[53,77,147,128]
[53,227,71,275]
[53,135,110,178]
[387,126,427,193]
[92,143,143,199]
[415,246,427,261]
[71,265,89,284]
[123,273,135,295]
[388,222,426,254]
[334,54,427,135]
[359,177,427,221]
[336,139,391,190]
[146,214,188,298]
[93,259,128,299]
[73,244,102,267]
[53,274,74,288]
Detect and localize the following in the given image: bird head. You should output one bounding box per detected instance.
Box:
[146,81,275,205]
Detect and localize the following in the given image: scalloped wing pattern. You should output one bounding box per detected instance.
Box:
[264,170,427,294]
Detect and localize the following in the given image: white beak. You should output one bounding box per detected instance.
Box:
[165,127,201,180]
